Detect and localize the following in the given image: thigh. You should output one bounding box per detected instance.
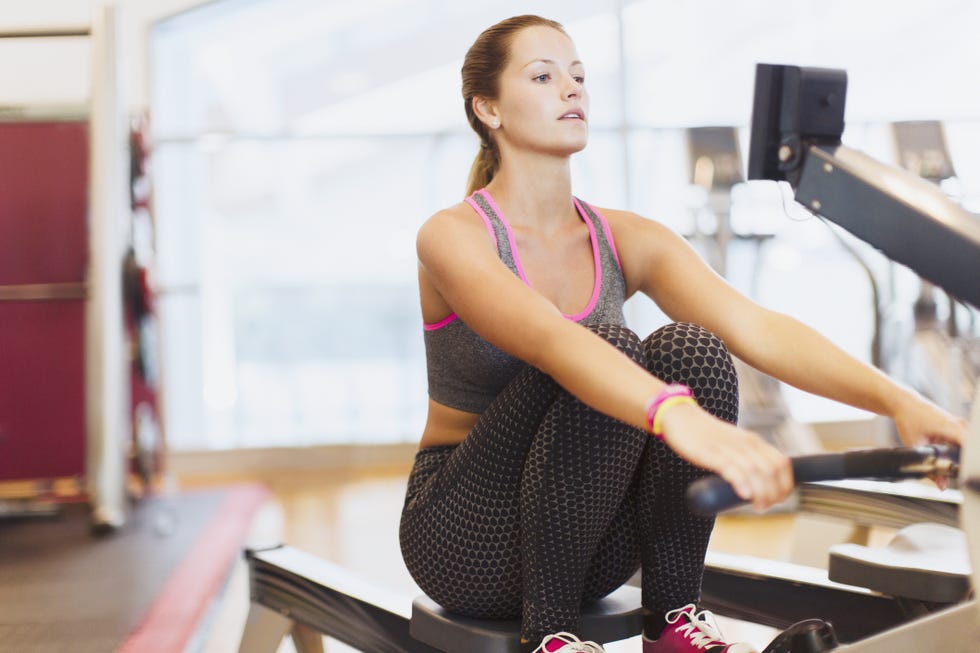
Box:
[399,366,562,618]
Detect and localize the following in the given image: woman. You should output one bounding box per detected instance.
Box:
[399,15,965,653]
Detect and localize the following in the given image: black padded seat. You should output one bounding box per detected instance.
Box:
[410,584,643,653]
[828,523,972,604]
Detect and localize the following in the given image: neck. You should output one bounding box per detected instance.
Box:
[484,150,575,229]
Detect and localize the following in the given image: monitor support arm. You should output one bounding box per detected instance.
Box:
[793,142,980,309]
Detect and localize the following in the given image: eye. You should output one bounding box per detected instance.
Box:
[533,73,551,83]
[573,75,585,84]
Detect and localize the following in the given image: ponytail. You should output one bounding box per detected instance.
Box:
[465,142,499,196]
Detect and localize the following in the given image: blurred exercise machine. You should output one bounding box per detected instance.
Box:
[884,120,978,420]
[827,118,979,423]
[685,125,767,279]
[691,62,980,653]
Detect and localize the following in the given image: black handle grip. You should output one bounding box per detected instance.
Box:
[686,453,840,516]
[686,475,743,516]
[686,445,958,516]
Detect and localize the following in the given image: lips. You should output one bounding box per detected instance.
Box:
[559,110,586,121]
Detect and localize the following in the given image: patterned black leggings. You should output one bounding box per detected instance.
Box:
[399,323,739,644]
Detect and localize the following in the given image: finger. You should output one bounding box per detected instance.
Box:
[736,437,770,497]
[751,473,776,512]
[766,446,794,499]
[743,440,787,511]
[742,456,778,512]
[718,467,754,504]
[758,470,784,511]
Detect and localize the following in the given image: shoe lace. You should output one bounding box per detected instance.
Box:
[664,604,725,649]
[536,631,605,652]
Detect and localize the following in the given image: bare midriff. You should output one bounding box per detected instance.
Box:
[418,399,480,448]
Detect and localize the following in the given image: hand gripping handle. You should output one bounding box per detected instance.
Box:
[685,445,959,515]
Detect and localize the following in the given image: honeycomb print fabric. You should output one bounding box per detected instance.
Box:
[400,322,739,643]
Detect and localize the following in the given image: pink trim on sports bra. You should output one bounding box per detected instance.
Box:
[464,194,501,251]
[580,199,622,271]
[424,190,610,330]
[566,198,603,322]
[474,189,531,285]
[424,196,503,331]
[423,313,459,331]
[475,189,601,322]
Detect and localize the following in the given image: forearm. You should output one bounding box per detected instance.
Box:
[735,310,915,419]
[529,321,664,431]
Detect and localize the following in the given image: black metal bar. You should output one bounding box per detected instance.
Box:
[795,144,980,308]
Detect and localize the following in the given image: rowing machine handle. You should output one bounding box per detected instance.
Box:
[686,444,959,516]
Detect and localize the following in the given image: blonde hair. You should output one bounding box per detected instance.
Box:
[462,15,567,196]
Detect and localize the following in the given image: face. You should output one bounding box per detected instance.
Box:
[484,25,589,157]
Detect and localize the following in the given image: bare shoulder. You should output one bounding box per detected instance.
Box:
[423,200,473,225]
[417,200,497,269]
[590,206,688,294]
[418,201,487,247]
[593,206,671,234]
[590,206,681,255]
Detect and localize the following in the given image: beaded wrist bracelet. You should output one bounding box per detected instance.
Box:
[644,384,696,439]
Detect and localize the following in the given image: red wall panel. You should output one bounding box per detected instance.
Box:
[0,302,86,479]
[0,121,88,480]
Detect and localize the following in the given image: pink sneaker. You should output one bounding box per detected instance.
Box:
[641,605,758,653]
[533,631,606,652]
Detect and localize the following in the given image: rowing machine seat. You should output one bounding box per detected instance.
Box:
[410,584,643,653]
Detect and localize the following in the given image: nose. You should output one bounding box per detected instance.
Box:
[562,73,581,99]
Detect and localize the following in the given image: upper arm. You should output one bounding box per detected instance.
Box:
[606,209,771,354]
[417,206,573,370]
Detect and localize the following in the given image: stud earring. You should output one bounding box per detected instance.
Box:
[491,120,500,129]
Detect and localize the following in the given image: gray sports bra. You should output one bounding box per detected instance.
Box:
[423,188,627,413]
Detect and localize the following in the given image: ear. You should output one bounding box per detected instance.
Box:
[472,96,501,130]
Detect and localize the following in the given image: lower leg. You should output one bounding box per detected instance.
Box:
[636,323,740,636]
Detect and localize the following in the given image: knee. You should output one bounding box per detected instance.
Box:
[643,322,733,372]
[642,323,739,422]
[587,323,643,364]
